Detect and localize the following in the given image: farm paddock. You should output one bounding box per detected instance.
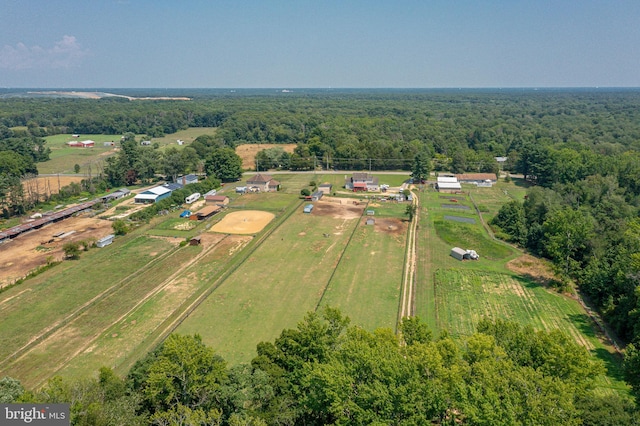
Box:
[0,215,114,286]
[310,198,365,219]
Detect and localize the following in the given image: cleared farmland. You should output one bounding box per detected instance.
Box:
[0,173,628,395]
[177,202,365,364]
[434,269,592,343]
[319,213,407,331]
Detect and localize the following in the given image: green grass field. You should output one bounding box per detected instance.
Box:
[319,206,407,331]
[39,134,127,174]
[0,173,629,395]
[177,204,362,364]
[412,186,629,395]
[38,128,217,174]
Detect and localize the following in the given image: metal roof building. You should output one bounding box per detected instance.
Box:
[134,186,172,204]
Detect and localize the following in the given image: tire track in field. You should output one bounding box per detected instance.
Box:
[399,189,418,324]
[0,236,180,367]
[114,199,304,376]
[27,236,229,387]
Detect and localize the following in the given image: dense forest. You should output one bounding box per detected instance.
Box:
[3,311,638,425]
[2,90,640,422]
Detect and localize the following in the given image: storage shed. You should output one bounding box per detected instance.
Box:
[206,195,229,206]
[189,236,201,246]
[96,234,115,248]
[190,205,221,220]
[318,183,332,194]
[303,204,314,213]
[450,247,466,261]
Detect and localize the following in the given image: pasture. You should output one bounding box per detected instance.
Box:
[0,235,179,386]
[319,211,407,331]
[434,269,592,343]
[0,173,628,395]
[412,185,628,394]
[39,134,126,174]
[177,199,365,364]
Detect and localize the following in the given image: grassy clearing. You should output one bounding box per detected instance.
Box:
[38,128,217,174]
[177,207,360,364]
[150,127,217,151]
[433,219,514,261]
[39,134,127,174]
[227,191,297,212]
[433,268,629,394]
[319,207,407,331]
[412,184,629,395]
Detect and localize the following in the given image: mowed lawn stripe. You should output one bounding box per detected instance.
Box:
[177,210,359,364]
[0,236,175,364]
[434,269,594,344]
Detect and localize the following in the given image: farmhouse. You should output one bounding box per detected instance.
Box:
[66,140,95,148]
[96,234,115,248]
[436,176,461,193]
[246,174,280,192]
[176,174,198,186]
[134,186,172,204]
[206,195,229,206]
[345,173,379,192]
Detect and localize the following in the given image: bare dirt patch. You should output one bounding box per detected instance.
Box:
[312,200,365,219]
[235,143,297,170]
[0,215,114,286]
[507,254,558,286]
[368,217,407,236]
[210,210,275,234]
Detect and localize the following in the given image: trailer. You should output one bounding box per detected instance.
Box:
[185,192,201,204]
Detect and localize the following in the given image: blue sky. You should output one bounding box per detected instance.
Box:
[1,1,639,88]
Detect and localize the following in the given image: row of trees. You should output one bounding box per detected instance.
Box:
[103,133,242,188]
[0,126,52,215]
[4,310,637,425]
[491,174,640,393]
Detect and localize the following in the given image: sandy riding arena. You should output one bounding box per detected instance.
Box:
[211,210,275,234]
